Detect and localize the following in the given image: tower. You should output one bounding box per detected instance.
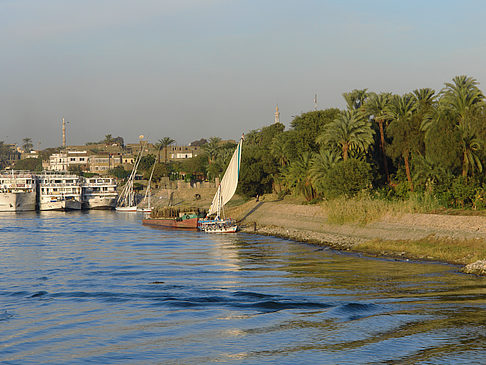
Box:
[274,105,280,124]
[314,94,318,111]
[62,117,66,148]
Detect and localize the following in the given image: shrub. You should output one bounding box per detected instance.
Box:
[323,159,372,198]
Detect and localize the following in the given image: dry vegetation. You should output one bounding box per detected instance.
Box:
[356,237,486,264]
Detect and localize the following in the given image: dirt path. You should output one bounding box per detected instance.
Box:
[231,200,486,247]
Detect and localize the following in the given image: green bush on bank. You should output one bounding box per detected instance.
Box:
[322,159,372,199]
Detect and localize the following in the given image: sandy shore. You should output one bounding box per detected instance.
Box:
[228,198,486,275]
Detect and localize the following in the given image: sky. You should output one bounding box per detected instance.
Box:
[1,0,486,148]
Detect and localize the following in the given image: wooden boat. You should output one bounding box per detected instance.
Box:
[142,216,199,229]
[142,207,206,230]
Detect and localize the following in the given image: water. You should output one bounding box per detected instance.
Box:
[0,211,485,364]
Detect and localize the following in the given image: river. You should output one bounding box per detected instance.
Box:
[0,211,484,364]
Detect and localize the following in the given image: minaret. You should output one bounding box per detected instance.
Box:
[274,105,280,124]
[62,117,66,148]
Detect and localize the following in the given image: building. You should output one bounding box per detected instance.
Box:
[167,145,201,160]
[89,154,122,173]
[48,151,89,171]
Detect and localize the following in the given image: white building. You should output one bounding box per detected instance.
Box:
[49,151,89,171]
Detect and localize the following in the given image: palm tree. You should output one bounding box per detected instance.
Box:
[441,76,484,126]
[310,149,341,194]
[283,152,316,201]
[413,154,449,191]
[343,89,369,111]
[203,137,222,164]
[317,110,374,161]
[422,76,485,178]
[157,137,175,163]
[154,141,163,163]
[363,92,392,183]
[385,94,418,191]
[22,138,33,153]
[270,134,289,167]
[458,124,482,177]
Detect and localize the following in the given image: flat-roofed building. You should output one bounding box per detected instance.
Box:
[49,151,89,171]
[167,145,201,160]
[89,154,122,173]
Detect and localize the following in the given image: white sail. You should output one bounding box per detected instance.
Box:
[208,138,243,216]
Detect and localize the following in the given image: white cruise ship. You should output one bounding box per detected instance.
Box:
[38,172,82,211]
[0,170,37,212]
[82,177,118,209]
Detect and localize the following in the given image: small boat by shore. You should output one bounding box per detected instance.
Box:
[198,136,243,233]
[137,161,155,213]
[142,207,205,229]
[142,216,199,229]
[116,142,143,212]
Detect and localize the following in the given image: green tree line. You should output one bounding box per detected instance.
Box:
[230,75,486,209]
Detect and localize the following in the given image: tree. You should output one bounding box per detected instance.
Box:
[108,166,130,179]
[343,89,369,111]
[322,159,372,198]
[13,158,42,171]
[157,137,175,163]
[385,93,419,191]
[138,154,156,173]
[203,137,222,164]
[289,109,341,153]
[310,149,342,195]
[283,152,316,201]
[458,124,482,177]
[317,110,374,161]
[270,133,289,167]
[22,138,33,153]
[440,76,485,178]
[364,92,392,183]
[103,134,114,145]
[238,144,277,198]
[422,76,485,178]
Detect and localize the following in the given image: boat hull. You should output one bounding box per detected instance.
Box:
[39,199,82,211]
[142,217,199,229]
[198,218,238,233]
[116,206,138,212]
[83,196,117,210]
[0,192,36,212]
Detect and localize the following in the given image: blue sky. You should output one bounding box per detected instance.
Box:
[1,0,486,147]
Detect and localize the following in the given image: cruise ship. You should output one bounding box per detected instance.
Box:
[37,172,82,211]
[82,177,118,209]
[0,170,37,212]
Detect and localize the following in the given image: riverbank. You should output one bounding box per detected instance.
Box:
[226,196,486,276]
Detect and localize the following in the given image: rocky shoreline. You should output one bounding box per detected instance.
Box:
[230,200,486,276]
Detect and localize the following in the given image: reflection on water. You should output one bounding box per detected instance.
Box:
[0,211,485,364]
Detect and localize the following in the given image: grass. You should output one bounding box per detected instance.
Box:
[355,236,486,264]
[322,192,441,225]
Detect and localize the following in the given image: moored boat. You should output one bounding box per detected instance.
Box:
[82,177,118,210]
[38,172,82,211]
[116,142,143,212]
[0,170,37,212]
[142,207,205,229]
[198,136,243,233]
[142,216,199,229]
